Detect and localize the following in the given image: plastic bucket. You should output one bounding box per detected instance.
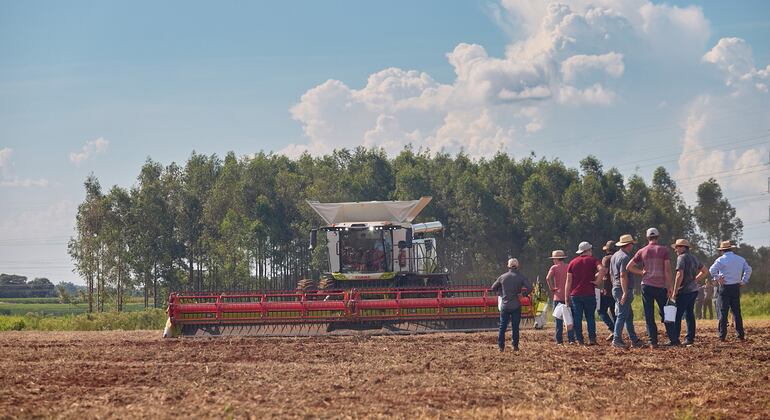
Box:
[664,303,677,323]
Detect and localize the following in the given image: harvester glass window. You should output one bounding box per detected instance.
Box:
[340,228,391,273]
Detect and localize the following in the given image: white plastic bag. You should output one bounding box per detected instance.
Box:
[664,301,677,323]
[498,296,504,312]
[562,305,574,330]
[552,303,564,320]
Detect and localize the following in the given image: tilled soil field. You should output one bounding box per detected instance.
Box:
[1,320,768,419]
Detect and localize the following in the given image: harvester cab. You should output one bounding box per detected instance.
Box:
[307,196,449,290]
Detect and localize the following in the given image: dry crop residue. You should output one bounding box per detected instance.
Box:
[1,320,768,419]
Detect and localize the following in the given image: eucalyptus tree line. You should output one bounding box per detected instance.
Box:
[69,147,762,312]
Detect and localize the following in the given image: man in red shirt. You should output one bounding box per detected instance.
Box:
[565,241,606,345]
[627,228,673,347]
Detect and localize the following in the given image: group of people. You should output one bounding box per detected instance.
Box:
[492,228,752,352]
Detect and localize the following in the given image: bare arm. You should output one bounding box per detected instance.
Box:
[695,265,708,283]
[593,264,607,286]
[565,273,572,304]
[671,270,682,300]
[627,260,644,276]
[664,259,673,291]
[545,268,555,291]
[620,270,629,304]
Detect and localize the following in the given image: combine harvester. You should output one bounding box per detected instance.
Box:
[164,197,544,337]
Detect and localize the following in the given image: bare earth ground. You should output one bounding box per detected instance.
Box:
[1,320,768,419]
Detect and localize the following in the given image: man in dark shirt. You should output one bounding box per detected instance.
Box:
[599,241,617,342]
[491,258,532,352]
[670,239,708,346]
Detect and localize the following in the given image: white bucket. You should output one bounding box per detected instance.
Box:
[595,288,601,310]
[664,303,677,323]
[562,305,574,330]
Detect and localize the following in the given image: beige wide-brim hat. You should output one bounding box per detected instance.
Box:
[718,240,737,251]
[671,238,691,249]
[616,234,636,247]
[549,250,567,259]
[602,240,616,251]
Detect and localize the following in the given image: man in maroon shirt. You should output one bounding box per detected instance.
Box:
[627,228,673,347]
[565,241,607,345]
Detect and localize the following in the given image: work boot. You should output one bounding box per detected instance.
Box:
[513,346,520,352]
[499,346,504,353]
[663,341,680,347]
[631,339,646,348]
[587,340,598,346]
[683,339,694,346]
[612,341,628,350]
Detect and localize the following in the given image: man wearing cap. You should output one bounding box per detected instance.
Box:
[627,228,673,347]
[610,234,644,349]
[599,241,617,342]
[670,239,708,346]
[709,241,752,341]
[545,250,574,344]
[491,258,532,352]
[565,241,606,345]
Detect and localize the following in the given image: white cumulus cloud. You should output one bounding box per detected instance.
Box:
[69,137,109,166]
[0,147,49,188]
[282,1,715,158]
[703,37,770,93]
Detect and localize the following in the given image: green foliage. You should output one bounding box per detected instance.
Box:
[68,148,767,299]
[0,309,167,331]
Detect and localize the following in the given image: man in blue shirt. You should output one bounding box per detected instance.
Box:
[709,240,752,341]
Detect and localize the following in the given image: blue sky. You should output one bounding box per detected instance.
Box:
[1,1,769,284]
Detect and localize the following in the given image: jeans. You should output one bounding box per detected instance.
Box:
[554,300,576,344]
[642,284,672,344]
[717,284,745,339]
[570,295,597,343]
[612,287,639,344]
[499,306,522,349]
[598,294,616,333]
[670,291,697,344]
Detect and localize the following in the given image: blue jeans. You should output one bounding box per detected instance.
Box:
[598,294,615,333]
[554,300,576,344]
[570,295,597,343]
[642,284,672,344]
[670,291,697,343]
[612,287,639,344]
[499,307,522,349]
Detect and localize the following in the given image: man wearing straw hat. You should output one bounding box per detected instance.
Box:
[627,228,673,348]
[491,258,532,352]
[610,234,645,349]
[565,241,606,345]
[545,250,574,345]
[670,239,708,346]
[599,241,617,342]
[709,240,752,341]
